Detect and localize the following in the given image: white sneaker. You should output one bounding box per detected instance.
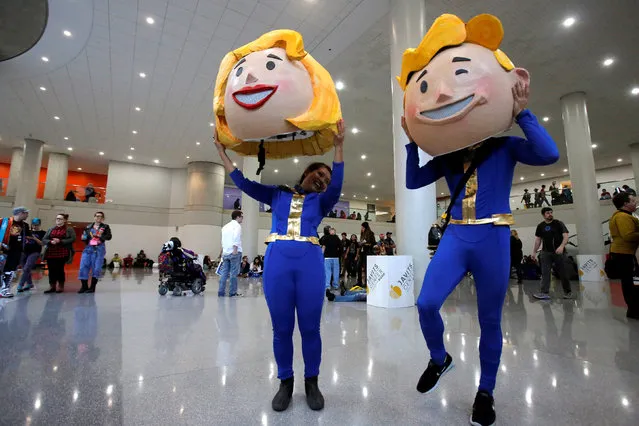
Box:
[0,287,14,298]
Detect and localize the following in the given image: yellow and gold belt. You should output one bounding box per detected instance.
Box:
[265,233,320,245]
[448,213,514,226]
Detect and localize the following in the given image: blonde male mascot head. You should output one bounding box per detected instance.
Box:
[398,14,530,157]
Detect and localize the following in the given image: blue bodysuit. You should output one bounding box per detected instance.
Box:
[406,109,559,394]
[231,162,343,380]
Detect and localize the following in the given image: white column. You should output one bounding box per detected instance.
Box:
[560,92,605,281]
[630,143,639,189]
[6,147,24,197]
[14,139,44,212]
[390,0,435,296]
[43,152,69,200]
[240,157,261,259]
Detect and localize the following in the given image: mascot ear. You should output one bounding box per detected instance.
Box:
[513,68,530,86]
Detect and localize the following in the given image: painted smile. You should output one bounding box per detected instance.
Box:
[232,84,278,109]
[420,95,476,122]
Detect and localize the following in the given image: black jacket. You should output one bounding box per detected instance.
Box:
[81,223,112,246]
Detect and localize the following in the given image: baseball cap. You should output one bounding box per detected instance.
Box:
[31,218,41,226]
[13,206,29,215]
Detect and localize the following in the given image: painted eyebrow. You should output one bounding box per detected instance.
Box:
[452,57,471,62]
[416,69,428,82]
[233,58,246,69]
[267,54,283,61]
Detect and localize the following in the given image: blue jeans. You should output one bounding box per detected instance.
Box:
[18,252,40,288]
[79,245,106,280]
[324,258,340,289]
[218,252,242,296]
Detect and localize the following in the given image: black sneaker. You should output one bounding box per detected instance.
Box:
[325,289,335,301]
[416,353,454,394]
[304,376,324,411]
[272,377,294,412]
[470,390,496,426]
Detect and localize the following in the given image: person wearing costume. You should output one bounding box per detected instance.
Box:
[213,29,343,412]
[17,217,45,292]
[397,14,559,426]
[78,211,112,293]
[0,207,31,298]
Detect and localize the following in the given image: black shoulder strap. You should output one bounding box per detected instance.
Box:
[440,140,503,235]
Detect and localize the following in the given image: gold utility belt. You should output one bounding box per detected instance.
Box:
[265,233,320,245]
[448,213,514,226]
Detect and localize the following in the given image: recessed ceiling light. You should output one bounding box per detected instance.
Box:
[562,17,576,28]
[371,184,376,189]
[365,196,368,199]
[64,137,69,140]
[520,176,524,180]
[617,158,623,162]
[232,162,237,167]
[361,154,367,160]
[99,151,104,156]
[41,56,49,62]
[146,17,155,24]
[54,116,60,120]
[335,81,345,90]
[196,141,201,145]
[351,127,359,134]
[353,195,356,198]
[39,86,46,91]
[367,172,372,177]
[63,30,72,37]
[186,155,190,159]
[135,107,141,112]
[293,158,299,163]
[591,143,598,148]
[375,198,379,201]
[153,159,160,164]
[132,130,137,134]
[441,192,444,195]
[540,173,545,177]
[563,169,568,172]
[602,58,615,67]
[67,147,73,151]
[542,116,549,122]
[341,193,344,196]
[77,167,82,171]
[631,87,639,96]
[130,147,135,151]
[274,169,279,173]
[209,122,214,127]
[127,155,133,160]
[139,72,146,78]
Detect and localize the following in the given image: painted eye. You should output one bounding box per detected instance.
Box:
[266,61,276,70]
[455,69,468,76]
[420,80,428,93]
[236,67,243,77]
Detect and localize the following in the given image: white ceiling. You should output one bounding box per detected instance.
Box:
[1,0,638,202]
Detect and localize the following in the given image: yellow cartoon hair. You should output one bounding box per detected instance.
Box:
[213,30,341,158]
[397,14,515,91]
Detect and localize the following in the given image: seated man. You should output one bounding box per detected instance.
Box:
[123,253,134,268]
[108,253,122,268]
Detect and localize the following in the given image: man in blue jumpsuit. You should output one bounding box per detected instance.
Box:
[397,14,560,425]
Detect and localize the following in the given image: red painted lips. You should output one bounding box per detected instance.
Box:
[232,84,278,109]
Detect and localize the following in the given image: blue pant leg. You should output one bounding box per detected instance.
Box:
[229,252,241,295]
[78,248,96,280]
[218,255,230,295]
[18,253,39,287]
[468,226,511,394]
[331,258,340,288]
[92,245,106,278]
[324,259,332,289]
[263,244,296,380]
[416,227,469,365]
[294,245,326,378]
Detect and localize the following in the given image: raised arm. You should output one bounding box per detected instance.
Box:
[405,142,444,189]
[320,119,346,214]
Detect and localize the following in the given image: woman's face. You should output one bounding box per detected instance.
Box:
[224,47,314,140]
[301,166,331,193]
[361,226,365,233]
[351,235,357,242]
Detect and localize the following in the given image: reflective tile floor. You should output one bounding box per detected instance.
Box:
[0,268,638,425]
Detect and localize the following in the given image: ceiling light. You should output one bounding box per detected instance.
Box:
[99,151,104,156]
[563,168,568,172]
[39,86,46,91]
[232,162,237,167]
[154,159,160,164]
[196,141,201,146]
[540,173,545,177]
[77,167,82,171]
[209,122,214,127]
[519,176,524,180]
[135,107,141,111]
[64,137,69,140]
[562,17,576,28]
[591,143,597,148]
[41,56,49,62]
[67,147,73,151]
[63,30,72,37]
[375,198,379,201]
[617,158,623,162]
[127,155,133,160]
[367,172,372,177]
[132,130,137,134]
[274,169,279,173]
[335,81,345,90]
[146,17,155,24]
[361,154,367,160]
[365,196,368,199]
[186,156,190,159]
[371,184,376,189]
[353,195,356,198]
[341,193,344,196]
[351,128,359,134]
[139,72,146,78]
[130,147,135,151]
[54,116,60,120]
[293,158,299,163]
[542,116,549,122]
[441,192,444,195]
[631,87,639,96]
[602,58,615,67]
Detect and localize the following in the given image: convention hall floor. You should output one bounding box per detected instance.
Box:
[0,268,637,425]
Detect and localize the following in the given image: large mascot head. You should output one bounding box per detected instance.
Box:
[398,14,529,157]
[214,30,341,159]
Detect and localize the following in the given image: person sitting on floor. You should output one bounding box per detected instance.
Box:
[239,256,251,277]
[108,253,122,268]
[248,256,263,277]
[123,254,134,268]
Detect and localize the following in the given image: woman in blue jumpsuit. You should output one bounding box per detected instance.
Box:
[214,120,345,412]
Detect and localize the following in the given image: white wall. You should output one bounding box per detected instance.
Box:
[106,161,173,208]
[169,168,187,209]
